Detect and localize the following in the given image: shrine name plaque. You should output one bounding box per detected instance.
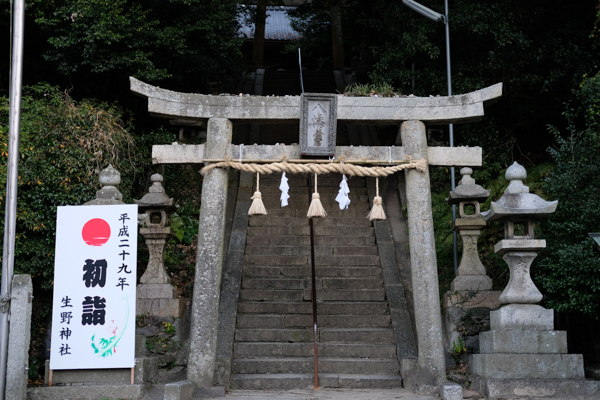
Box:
[299,93,338,157]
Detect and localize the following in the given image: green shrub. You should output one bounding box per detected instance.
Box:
[536,73,600,318]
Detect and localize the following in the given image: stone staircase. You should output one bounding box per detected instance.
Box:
[230,173,403,389]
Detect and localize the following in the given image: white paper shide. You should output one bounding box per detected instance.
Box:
[335,175,351,210]
[50,204,138,370]
[279,172,290,207]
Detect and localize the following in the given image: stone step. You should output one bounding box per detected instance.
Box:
[335,374,403,389]
[229,373,320,390]
[312,218,373,227]
[243,255,378,266]
[258,177,307,187]
[314,226,374,237]
[316,266,382,278]
[244,254,308,266]
[320,328,395,344]
[259,186,368,195]
[242,278,306,290]
[232,357,399,375]
[247,217,372,228]
[262,208,371,218]
[315,255,379,266]
[237,314,391,329]
[259,204,371,214]
[240,277,384,292]
[232,358,313,374]
[314,236,375,246]
[261,176,364,187]
[245,246,310,256]
[247,226,310,236]
[286,314,391,328]
[321,278,383,290]
[234,342,396,359]
[319,358,399,375]
[245,246,377,256]
[325,209,373,218]
[260,201,371,212]
[240,289,304,302]
[259,198,310,207]
[243,265,382,279]
[238,302,312,315]
[243,265,310,278]
[258,175,365,187]
[313,289,386,302]
[316,176,366,187]
[230,373,403,389]
[257,208,300,217]
[246,235,311,246]
[238,302,389,315]
[248,217,308,227]
[261,194,370,203]
[235,329,312,343]
[318,302,390,315]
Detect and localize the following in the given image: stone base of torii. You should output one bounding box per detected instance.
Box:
[132,78,500,396]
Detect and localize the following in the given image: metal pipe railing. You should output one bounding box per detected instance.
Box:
[307,174,320,390]
[0,0,25,397]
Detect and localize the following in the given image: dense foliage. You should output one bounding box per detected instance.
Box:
[35,0,244,92]
[0,84,143,286]
[536,74,600,317]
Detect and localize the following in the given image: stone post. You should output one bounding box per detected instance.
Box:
[187,118,232,387]
[5,275,32,400]
[400,120,446,394]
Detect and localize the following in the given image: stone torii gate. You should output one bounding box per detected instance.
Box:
[130,77,502,393]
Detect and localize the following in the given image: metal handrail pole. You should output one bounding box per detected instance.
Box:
[308,174,319,389]
[0,0,25,398]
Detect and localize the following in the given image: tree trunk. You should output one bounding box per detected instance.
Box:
[330,1,344,71]
[252,0,267,70]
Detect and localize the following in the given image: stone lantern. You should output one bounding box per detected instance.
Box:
[443,168,500,357]
[470,162,590,398]
[134,173,185,318]
[447,167,493,292]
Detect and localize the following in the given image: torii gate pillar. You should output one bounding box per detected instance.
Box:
[401,120,446,391]
[187,118,232,387]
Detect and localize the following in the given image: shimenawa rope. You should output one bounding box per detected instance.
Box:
[200,156,426,177]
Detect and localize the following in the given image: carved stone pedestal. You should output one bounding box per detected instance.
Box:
[136,228,186,318]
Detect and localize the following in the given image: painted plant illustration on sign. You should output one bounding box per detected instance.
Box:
[91,295,130,357]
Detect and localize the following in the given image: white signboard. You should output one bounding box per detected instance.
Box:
[50,204,138,370]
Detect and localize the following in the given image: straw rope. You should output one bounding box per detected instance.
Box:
[200,156,427,177]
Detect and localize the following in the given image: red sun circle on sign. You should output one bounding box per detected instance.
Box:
[82,218,111,246]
